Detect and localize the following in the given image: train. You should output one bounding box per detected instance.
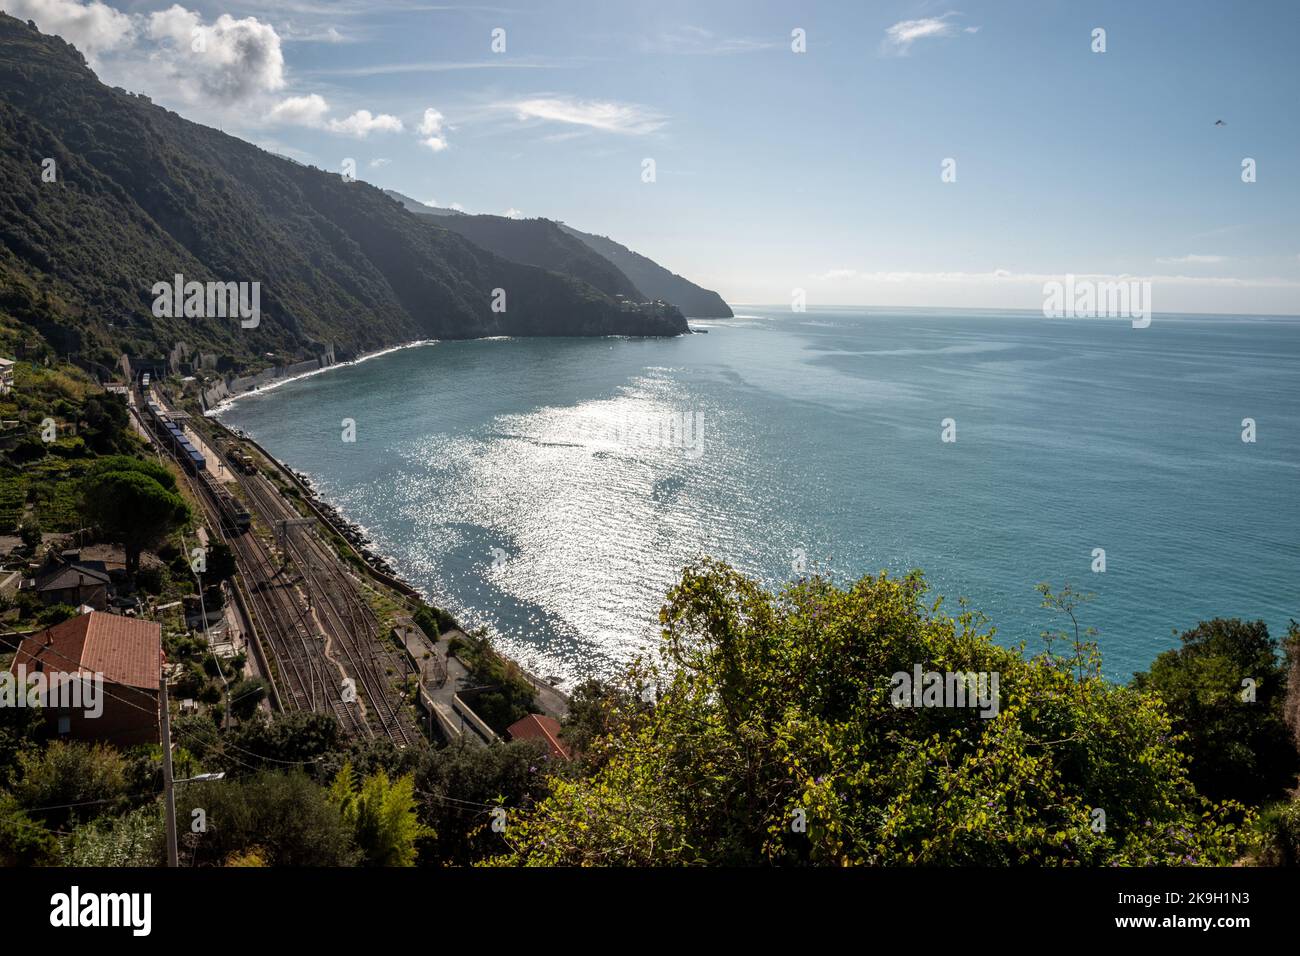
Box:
[225,445,257,475]
[142,397,250,534]
[202,471,252,535]
[144,399,206,473]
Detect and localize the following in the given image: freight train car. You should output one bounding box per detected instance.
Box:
[144,400,206,474]
[143,399,248,533]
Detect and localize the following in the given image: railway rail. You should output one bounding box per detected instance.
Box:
[235,469,417,746]
[135,390,415,745]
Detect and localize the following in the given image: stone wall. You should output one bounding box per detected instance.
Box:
[200,346,336,410]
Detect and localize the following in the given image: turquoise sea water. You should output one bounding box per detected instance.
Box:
[217,308,1300,685]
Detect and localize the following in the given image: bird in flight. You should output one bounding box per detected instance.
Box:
[1214,119,1227,126]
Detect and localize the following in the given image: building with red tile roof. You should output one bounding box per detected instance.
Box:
[506,713,570,760]
[9,611,161,746]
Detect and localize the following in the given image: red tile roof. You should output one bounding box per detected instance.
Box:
[10,611,161,691]
[506,713,569,760]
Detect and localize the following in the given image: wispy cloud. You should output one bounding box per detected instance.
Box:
[642,25,781,56]
[1156,254,1229,264]
[304,59,560,77]
[882,12,976,55]
[1188,223,1248,240]
[280,23,349,44]
[502,95,667,135]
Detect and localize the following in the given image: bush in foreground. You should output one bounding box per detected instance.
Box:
[492,561,1254,866]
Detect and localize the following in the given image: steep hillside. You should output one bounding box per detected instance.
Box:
[559,226,733,318]
[389,193,644,301]
[0,15,685,373]
[384,190,466,218]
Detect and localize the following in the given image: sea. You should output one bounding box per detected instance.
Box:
[215,307,1300,685]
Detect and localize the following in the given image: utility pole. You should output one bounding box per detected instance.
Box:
[183,530,228,729]
[160,664,179,867]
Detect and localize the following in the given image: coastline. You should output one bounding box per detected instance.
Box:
[204,339,438,416]
[204,400,573,705]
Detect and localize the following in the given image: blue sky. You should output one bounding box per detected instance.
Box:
[9,0,1300,313]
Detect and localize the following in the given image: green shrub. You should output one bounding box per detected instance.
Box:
[492,562,1254,867]
[1255,800,1300,866]
[36,603,77,626]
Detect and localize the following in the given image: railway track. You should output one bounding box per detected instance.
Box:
[135,392,396,743]
[138,403,337,724]
[235,469,417,747]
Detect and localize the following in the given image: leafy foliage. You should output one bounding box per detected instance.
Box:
[452,633,539,734]
[0,792,59,865]
[78,454,189,573]
[173,772,358,867]
[329,762,430,866]
[414,739,552,866]
[1132,618,1296,805]
[492,561,1253,866]
[61,804,162,866]
[14,740,131,831]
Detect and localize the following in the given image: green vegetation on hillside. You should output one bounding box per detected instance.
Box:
[391,195,645,301]
[0,319,142,533]
[0,13,687,378]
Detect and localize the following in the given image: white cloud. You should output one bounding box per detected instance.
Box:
[326,109,403,137]
[146,7,286,102]
[5,0,135,57]
[266,93,329,126]
[503,207,523,219]
[281,24,346,44]
[417,107,448,151]
[883,13,975,54]
[1156,254,1229,264]
[505,96,666,135]
[368,157,391,168]
[814,269,861,280]
[265,95,403,138]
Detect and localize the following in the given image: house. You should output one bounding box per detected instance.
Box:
[8,611,161,746]
[0,357,13,395]
[506,713,570,760]
[29,556,111,610]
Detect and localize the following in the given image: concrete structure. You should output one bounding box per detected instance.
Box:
[0,357,13,395]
